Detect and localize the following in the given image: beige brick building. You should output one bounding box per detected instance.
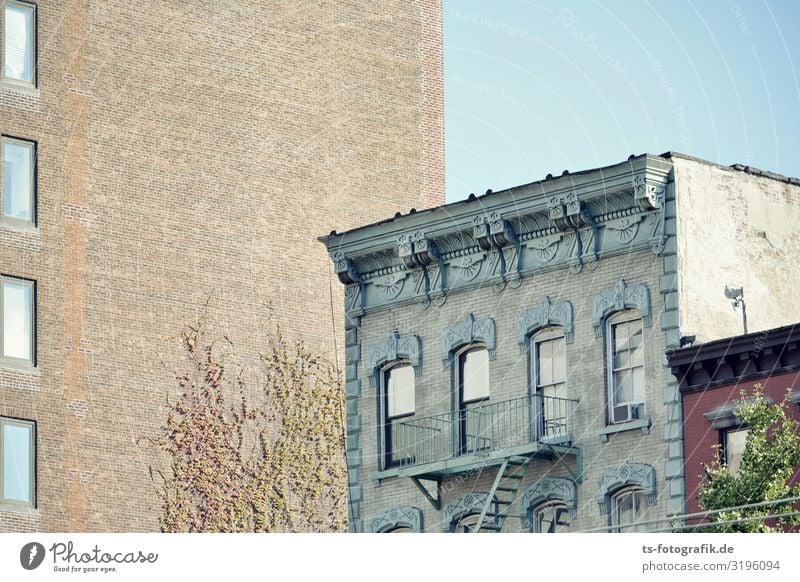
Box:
[0,0,444,532]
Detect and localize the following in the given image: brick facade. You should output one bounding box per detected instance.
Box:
[0,0,444,532]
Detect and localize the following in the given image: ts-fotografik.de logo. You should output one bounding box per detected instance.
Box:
[20,542,46,570]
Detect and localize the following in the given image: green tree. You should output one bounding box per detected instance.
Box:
[142,319,348,532]
[697,384,800,532]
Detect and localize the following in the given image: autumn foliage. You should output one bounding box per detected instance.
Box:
[145,321,348,532]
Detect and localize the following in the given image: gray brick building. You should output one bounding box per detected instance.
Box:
[323,153,800,532]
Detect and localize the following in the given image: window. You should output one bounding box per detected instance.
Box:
[1,275,34,366]
[456,513,484,533]
[0,416,35,508]
[531,329,567,438]
[457,346,489,454]
[1,0,35,86]
[533,500,571,533]
[610,487,651,532]
[383,363,415,467]
[723,427,748,476]
[2,136,35,225]
[607,313,645,423]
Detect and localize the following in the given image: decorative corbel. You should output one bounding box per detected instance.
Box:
[547,193,597,273]
[331,250,364,325]
[396,231,447,307]
[472,212,521,290]
[633,176,667,255]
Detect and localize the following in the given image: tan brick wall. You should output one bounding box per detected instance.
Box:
[0,0,444,532]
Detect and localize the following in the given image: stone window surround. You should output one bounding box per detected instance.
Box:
[596,462,657,515]
[367,505,423,533]
[520,477,577,531]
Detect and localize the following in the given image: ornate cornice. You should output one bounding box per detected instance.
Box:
[592,279,652,337]
[368,506,423,533]
[596,462,657,514]
[323,157,673,316]
[520,478,577,528]
[366,331,422,387]
[441,313,496,368]
[442,492,491,532]
[516,296,574,352]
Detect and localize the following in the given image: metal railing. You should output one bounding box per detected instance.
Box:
[390,394,576,468]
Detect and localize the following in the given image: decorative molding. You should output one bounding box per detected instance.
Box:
[441,313,496,368]
[520,478,577,528]
[524,232,562,264]
[368,506,423,533]
[442,492,491,532]
[366,331,422,387]
[596,462,657,514]
[472,212,521,289]
[592,279,652,337]
[331,250,359,285]
[448,252,486,282]
[606,215,643,244]
[633,175,664,210]
[516,297,574,353]
[396,231,447,306]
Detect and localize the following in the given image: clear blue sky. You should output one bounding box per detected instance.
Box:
[443,0,800,202]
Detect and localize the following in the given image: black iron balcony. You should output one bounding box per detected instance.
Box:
[390,394,577,471]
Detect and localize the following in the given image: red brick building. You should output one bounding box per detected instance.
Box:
[668,324,800,517]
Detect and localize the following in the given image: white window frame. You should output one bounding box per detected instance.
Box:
[1,0,36,88]
[2,135,36,227]
[532,500,571,533]
[455,344,490,455]
[381,362,415,468]
[0,416,35,509]
[722,426,748,476]
[530,328,567,438]
[609,486,650,533]
[606,311,646,423]
[0,274,35,368]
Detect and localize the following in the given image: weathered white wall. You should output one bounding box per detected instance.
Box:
[675,156,800,343]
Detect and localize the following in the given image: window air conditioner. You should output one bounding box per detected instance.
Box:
[612,402,643,424]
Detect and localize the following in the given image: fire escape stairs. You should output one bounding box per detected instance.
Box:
[472,456,530,532]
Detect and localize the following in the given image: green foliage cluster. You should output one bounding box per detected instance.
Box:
[145,321,348,532]
[698,384,800,532]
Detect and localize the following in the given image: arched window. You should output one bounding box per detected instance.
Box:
[530,327,567,439]
[606,310,646,423]
[610,487,652,533]
[532,500,571,533]
[382,363,415,467]
[456,345,490,454]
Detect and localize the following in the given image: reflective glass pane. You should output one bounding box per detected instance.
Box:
[551,337,566,383]
[3,140,34,221]
[3,279,32,360]
[387,365,414,418]
[613,369,633,403]
[629,323,643,349]
[3,3,34,82]
[537,340,553,386]
[461,348,489,402]
[535,503,571,533]
[614,321,630,352]
[3,422,32,503]
[612,489,650,532]
[614,347,630,370]
[631,366,645,402]
[726,428,748,476]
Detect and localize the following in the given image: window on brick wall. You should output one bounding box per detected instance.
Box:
[1,0,36,86]
[607,311,646,424]
[1,275,34,367]
[2,136,36,226]
[531,328,567,439]
[0,416,35,508]
[382,363,415,468]
[532,500,571,533]
[722,427,748,476]
[609,486,651,533]
[456,345,489,455]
